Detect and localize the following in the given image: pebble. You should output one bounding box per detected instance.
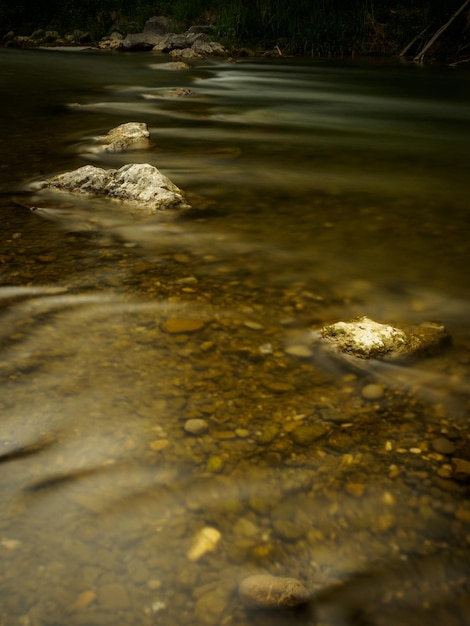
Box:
[206,456,224,472]
[431,437,456,455]
[97,583,130,610]
[161,318,205,333]
[238,574,310,609]
[361,384,384,400]
[244,320,264,330]
[74,590,96,610]
[264,381,294,393]
[149,439,169,451]
[345,482,365,497]
[290,423,326,446]
[284,344,313,358]
[187,527,221,561]
[184,418,209,435]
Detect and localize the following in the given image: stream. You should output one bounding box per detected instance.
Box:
[0,47,469,626]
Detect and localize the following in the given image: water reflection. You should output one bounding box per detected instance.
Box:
[0,50,469,626]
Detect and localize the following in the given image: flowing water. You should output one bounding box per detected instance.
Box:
[0,48,469,626]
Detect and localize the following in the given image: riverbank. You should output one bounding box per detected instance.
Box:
[2,2,470,64]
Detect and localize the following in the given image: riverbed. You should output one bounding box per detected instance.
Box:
[0,47,469,626]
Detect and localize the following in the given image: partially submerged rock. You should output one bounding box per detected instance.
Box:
[34,163,190,213]
[82,122,151,155]
[317,316,450,361]
[238,575,310,609]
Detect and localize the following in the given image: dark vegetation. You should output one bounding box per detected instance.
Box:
[1,0,470,60]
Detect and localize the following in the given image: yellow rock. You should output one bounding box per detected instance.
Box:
[161,318,205,333]
[149,439,169,451]
[74,590,96,610]
[187,527,221,561]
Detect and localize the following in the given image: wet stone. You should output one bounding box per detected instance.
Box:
[238,574,310,609]
[161,318,206,333]
[272,519,305,542]
[290,423,327,446]
[97,582,130,609]
[264,381,295,393]
[185,418,209,435]
[432,437,456,455]
[361,383,384,400]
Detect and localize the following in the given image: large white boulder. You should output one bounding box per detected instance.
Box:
[35,163,190,212]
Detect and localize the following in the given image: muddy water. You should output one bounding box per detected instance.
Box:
[0,48,469,626]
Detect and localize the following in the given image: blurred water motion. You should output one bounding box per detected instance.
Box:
[0,49,469,626]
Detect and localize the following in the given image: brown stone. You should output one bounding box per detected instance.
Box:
[97,583,130,609]
[161,318,205,333]
[238,574,310,609]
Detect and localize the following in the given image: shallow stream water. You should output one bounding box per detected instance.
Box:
[0,48,469,626]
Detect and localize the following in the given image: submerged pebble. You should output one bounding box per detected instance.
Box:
[361,383,384,400]
[238,574,310,609]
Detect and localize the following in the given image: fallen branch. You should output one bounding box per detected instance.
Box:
[414,0,470,62]
[399,25,430,57]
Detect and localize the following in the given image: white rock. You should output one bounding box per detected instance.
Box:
[187,527,221,561]
[35,163,190,213]
[88,122,150,154]
[318,316,450,361]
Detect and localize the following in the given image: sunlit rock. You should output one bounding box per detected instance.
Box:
[187,527,221,561]
[316,316,450,360]
[98,32,124,50]
[34,163,190,213]
[238,574,310,609]
[86,122,151,154]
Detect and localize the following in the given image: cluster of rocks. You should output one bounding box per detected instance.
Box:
[29,122,190,214]
[2,15,228,58]
[99,15,227,58]
[2,28,93,48]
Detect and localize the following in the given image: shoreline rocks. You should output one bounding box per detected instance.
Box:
[32,163,190,213]
[3,15,228,59]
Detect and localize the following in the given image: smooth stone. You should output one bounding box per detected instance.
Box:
[206,456,224,472]
[431,437,456,455]
[238,574,310,609]
[290,423,326,446]
[284,344,313,358]
[272,520,305,542]
[264,381,294,393]
[97,583,130,609]
[187,527,221,561]
[361,383,384,400]
[88,122,151,154]
[184,418,209,435]
[161,318,205,333]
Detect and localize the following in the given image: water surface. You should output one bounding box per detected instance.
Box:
[0,48,469,626]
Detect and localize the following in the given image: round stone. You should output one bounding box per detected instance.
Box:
[361,384,384,400]
[184,418,209,435]
[290,423,326,446]
[431,437,456,455]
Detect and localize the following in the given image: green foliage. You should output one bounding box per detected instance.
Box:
[2,0,469,57]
